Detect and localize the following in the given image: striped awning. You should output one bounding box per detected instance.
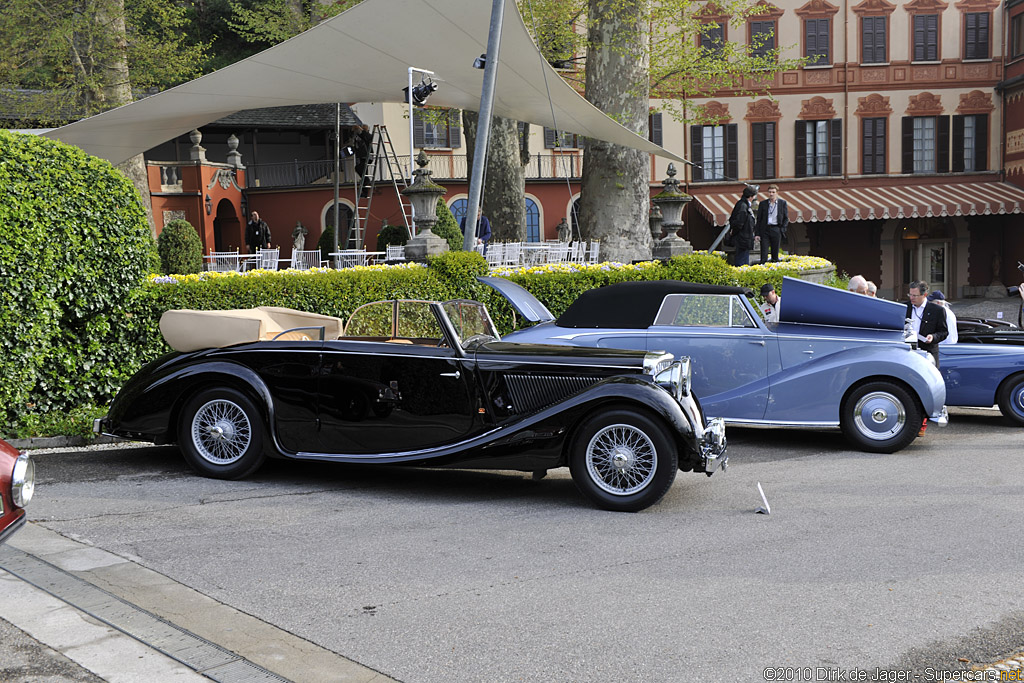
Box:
[691,180,1024,227]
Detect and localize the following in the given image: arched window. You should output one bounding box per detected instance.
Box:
[525,198,540,242]
[449,198,468,228]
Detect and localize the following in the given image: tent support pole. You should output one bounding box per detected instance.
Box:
[463,0,505,252]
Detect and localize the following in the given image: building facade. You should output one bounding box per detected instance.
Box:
[674,0,1024,299]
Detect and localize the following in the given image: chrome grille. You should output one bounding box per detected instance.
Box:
[504,374,602,414]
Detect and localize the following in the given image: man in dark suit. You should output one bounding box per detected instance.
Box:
[906,280,949,367]
[728,186,757,267]
[755,183,789,263]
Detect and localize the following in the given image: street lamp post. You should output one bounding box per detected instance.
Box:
[407,66,435,236]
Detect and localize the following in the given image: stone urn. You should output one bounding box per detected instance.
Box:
[651,163,694,260]
[402,151,449,263]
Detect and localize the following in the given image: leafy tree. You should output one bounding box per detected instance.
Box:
[0,0,208,122]
[226,0,357,48]
[0,0,210,234]
[575,0,807,262]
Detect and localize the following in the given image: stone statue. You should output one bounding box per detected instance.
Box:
[292,221,308,251]
[556,217,570,242]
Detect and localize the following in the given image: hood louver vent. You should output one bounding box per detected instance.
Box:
[505,374,601,414]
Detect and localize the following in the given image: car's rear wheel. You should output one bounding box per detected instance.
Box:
[840,381,923,454]
[996,373,1024,426]
[178,388,266,479]
[569,409,677,512]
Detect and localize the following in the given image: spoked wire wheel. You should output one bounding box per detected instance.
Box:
[585,423,658,496]
[190,398,253,466]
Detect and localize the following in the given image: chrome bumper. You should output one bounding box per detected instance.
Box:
[700,417,728,473]
[929,405,949,427]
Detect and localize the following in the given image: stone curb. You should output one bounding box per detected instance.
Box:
[6,435,121,450]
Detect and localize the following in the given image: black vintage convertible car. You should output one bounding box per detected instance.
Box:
[96,300,727,512]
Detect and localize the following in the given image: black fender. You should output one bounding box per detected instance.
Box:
[106,358,275,445]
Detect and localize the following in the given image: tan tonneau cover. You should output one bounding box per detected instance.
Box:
[160,307,344,352]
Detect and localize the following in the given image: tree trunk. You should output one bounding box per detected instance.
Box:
[93,0,156,236]
[579,0,651,263]
[463,111,527,243]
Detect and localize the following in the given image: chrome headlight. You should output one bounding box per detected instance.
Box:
[643,351,674,376]
[12,452,34,507]
[654,358,692,400]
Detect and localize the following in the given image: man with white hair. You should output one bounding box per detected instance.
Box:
[866,281,878,297]
[848,275,868,295]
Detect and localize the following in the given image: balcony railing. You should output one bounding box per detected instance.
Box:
[245,153,585,189]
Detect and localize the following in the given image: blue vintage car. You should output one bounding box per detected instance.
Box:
[491,276,948,454]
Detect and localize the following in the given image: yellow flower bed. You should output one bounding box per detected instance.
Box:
[148,261,426,285]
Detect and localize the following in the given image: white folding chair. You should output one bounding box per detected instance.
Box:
[386,244,406,262]
[546,243,570,264]
[569,241,586,263]
[587,240,601,264]
[485,242,504,267]
[502,242,523,267]
[291,249,327,271]
[255,247,280,270]
[207,250,239,272]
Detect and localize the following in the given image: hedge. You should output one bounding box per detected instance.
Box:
[0,130,157,429]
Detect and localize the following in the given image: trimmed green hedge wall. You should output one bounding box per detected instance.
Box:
[0,130,157,429]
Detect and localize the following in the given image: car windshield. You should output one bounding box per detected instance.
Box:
[653,294,757,328]
[442,300,499,347]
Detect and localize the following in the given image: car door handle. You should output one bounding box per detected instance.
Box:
[440,371,461,379]
[803,350,814,354]
[749,340,765,346]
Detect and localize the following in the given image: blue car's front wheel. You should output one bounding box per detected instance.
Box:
[840,381,922,454]
[996,373,1024,426]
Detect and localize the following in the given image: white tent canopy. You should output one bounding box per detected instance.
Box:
[45,0,683,165]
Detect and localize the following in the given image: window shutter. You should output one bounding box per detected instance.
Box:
[795,120,808,178]
[649,112,663,146]
[913,16,924,60]
[863,118,874,174]
[830,119,842,175]
[927,15,938,60]
[978,13,990,59]
[726,124,738,181]
[967,13,990,60]
[544,127,557,148]
[976,113,989,170]
[902,117,914,173]
[448,111,462,149]
[951,115,965,173]
[805,20,816,59]
[865,17,887,63]
[937,115,950,173]
[752,123,765,179]
[413,112,426,147]
[874,117,886,174]
[818,20,831,64]
[690,126,704,181]
[766,122,776,178]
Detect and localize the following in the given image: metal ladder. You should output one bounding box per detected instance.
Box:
[351,125,413,247]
